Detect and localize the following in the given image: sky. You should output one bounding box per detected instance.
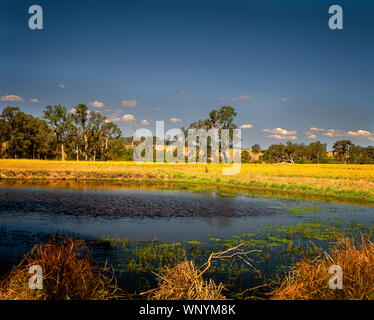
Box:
[1,0,374,149]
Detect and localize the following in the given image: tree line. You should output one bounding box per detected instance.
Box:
[0,105,133,161]
[251,140,374,164]
[1,105,373,164]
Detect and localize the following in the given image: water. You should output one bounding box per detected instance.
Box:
[1,182,374,295]
[0,186,295,241]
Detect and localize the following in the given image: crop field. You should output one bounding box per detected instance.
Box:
[1,160,374,203]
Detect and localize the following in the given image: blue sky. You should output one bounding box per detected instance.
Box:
[1,0,374,149]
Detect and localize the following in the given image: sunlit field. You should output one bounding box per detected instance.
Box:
[1,160,374,203]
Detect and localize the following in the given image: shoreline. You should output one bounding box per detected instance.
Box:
[1,160,374,206]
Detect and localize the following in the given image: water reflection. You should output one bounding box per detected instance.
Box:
[1,180,372,206]
[1,182,374,243]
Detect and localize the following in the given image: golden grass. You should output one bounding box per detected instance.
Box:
[144,244,258,300]
[147,260,225,300]
[271,236,374,300]
[0,237,118,300]
[1,160,374,203]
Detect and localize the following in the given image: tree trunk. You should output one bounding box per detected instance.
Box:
[76,146,79,161]
[84,134,88,161]
[61,143,65,161]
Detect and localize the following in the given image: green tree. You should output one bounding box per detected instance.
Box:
[241,150,252,163]
[87,111,106,161]
[0,107,54,159]
[251,144,261,154]
[207,106,237,130]
[72,104,89,161]
[307,141,327,164]
[333,140,354,164]
[102,122,123,160]
[43,105,70,161]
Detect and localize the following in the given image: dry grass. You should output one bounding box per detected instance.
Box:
[271,236,374,300]
[0,237,118,300]
[148,260,225,300]
[145,244,258,300]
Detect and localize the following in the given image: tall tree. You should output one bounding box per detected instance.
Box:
[333,140,354,164]
[208,106,237,130]
[102,121,123,160]
[251,144,261,154]
[0,107,54,159]
[208,106,238,163]
[307,141,327,164]
[72,104,89,161]
[43,105,70,161]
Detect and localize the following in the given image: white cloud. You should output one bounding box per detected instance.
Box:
[121,99,138,108]
[0,95,24,102]
[309,127,327,132]
[263,127,298,140]
[347,130,372,138]
[104,108,122,113]
[305,128,374,141]
[105,114,121,122]
[169,117,182,123]
[280,97,290,102]
[307,134,317,139]
[262,128,297,135]
[141,119,152,126]
[232,94,251,101]
[322,129,347,137]
[240,124,253,129]
[89,100,105,108]
[69,108,76,114]
[122,114,136,121]
[58,84,66,89]
[29,98,39,103]
[267,134,298,140]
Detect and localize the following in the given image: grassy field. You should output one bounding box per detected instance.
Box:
[1,159,374,203]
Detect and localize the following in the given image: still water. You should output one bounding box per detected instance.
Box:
[1,183,373,240]
[1,182,374,294]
